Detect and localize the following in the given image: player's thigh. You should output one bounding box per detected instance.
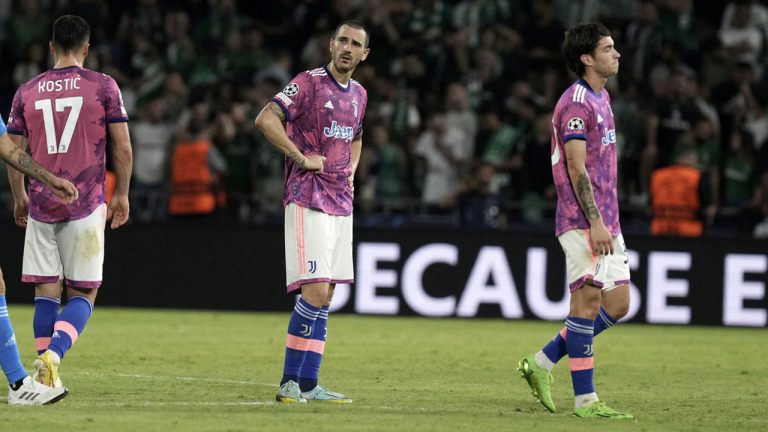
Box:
[57,204,106,286]
[558,229,608,292]
[22,217,63,279]
[330,213,354,283]
[284,203,333,292]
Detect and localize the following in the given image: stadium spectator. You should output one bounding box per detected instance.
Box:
[130,97,174,222]
[650,148,705,236]
[414,112,467,210]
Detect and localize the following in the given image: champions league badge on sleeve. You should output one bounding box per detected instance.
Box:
[282,83,300,97]
[567,117,585,131]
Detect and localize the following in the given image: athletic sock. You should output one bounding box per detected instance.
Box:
[280,297,320,386]
[48,296,93,360]
[0,296,27,385]
[33,296,60,354]
[299,305,328,392]
[538,307,617,370]
[565,316,598,408]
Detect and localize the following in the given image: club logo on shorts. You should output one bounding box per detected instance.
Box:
[282,82,299,97]
[567,117,585,131]
[308,260,317,273]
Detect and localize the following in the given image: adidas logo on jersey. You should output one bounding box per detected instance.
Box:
[324,100,334,109]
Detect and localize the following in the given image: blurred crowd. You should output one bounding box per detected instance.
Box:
[0,0,767,237]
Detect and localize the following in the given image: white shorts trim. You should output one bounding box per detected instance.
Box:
[284,203,354,292]
[22,204,107,288]
[558,229,631,292]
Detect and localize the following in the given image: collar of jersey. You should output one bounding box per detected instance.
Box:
[324,65,350,93]
[50,65,82,72]
[576,79,602,98]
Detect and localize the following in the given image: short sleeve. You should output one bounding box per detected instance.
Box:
[6,88,27,136]
[104,75,129,123]
[557,101,592,144]
[271,72,314,122]
[354,91,367,139]
[0,114,6,136]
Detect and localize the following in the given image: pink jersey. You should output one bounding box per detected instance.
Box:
[7,66,128,223]
[551,79,620,236]
[271,66,368,216]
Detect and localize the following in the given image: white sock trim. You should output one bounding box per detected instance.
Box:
[575,392,599,409]
[534,350,556,372]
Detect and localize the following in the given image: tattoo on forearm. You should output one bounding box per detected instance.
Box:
[575,173,601,221]
[288,151,305,167]
[18,152,32,168]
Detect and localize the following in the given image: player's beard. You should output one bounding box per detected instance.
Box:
[333,54,356,74]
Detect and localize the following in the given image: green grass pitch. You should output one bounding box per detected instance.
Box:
[0,306,766,431]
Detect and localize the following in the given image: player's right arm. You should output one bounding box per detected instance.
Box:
[2,132,78,224]
[254,101,324,173]
[564,138,613,255]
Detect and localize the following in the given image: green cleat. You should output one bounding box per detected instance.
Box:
[301,385,352,403]
[573,401,634,419]
[517,354,556,413]
[275,380,307,403]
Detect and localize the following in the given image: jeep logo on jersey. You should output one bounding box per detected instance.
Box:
[602,129,617,146]
[567,117,585,130]
[323,120,354,140]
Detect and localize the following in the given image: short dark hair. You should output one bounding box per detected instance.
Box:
[52,15,90,53]
[562,23,611,77]
[333,20,369,48]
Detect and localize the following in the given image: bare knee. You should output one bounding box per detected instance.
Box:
[570,286,602,319]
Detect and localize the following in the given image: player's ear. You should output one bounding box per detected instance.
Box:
[83,43,89,59]
[580,53,594,68]
[360,47,370,62]
[49,41,55,56]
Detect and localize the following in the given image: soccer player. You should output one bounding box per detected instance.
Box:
[254,20,369,403]
[6,15,132,390]
[517,23,633,419]
[0,121,77,405]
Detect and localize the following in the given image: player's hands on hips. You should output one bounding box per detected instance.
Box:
[107,194,129,229]
[12,195,29,228]
[303,154,326,173]
[50,177,79,204]
[589,220,613,255]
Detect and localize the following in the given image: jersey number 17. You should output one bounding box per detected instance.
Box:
[34,96,83,154]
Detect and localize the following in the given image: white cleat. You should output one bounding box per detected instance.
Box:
[8,376,68,406]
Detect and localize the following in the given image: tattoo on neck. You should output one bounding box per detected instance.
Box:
[288,152,305,167]
[576,173,601,221]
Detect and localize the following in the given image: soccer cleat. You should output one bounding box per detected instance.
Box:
[517,354,556,413]
[275,380,307,403]
[301,385,352,403]
[32,351,62,388]
[573,401,634,419]
[8,376,69,406]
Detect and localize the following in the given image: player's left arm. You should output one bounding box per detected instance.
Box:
[349,129,363,191]
[107,122,133,229]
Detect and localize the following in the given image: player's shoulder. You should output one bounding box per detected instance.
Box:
[16,70,51,94]
[350,78,367,96]
[556,83,592,114]
[83,68,118,84]
[297,67,327,82]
